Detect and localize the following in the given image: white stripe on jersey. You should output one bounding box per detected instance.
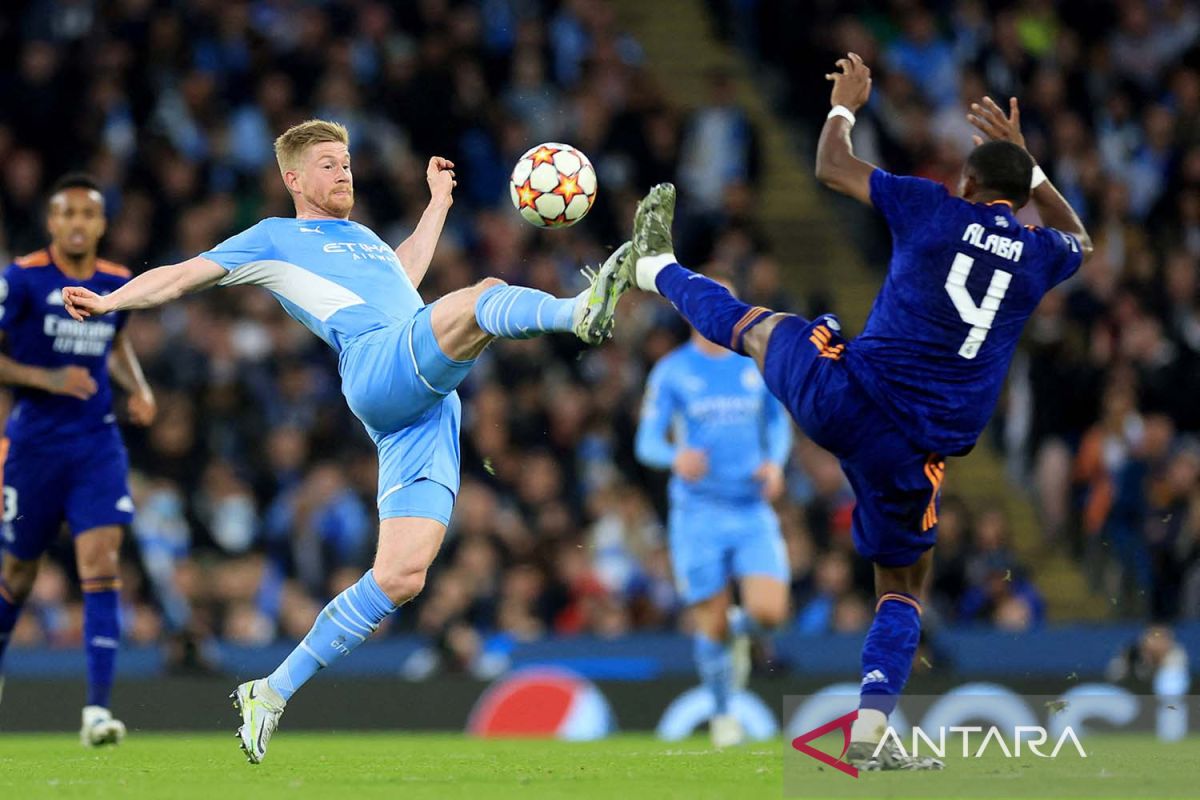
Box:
[218,259,365,321]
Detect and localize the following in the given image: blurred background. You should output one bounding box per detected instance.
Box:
[0,0,1197,728]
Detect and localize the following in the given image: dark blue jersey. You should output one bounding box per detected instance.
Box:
[0,249,130,443]
[844,170,1083,456]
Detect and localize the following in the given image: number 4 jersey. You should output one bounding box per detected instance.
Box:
[844,169,1083,457]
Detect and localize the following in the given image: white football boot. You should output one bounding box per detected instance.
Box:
[710,712,747,748]
[80,705,126,747]
[231,678,286,764]
[572,241,634,344]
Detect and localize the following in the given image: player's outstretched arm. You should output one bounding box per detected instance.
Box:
[968,97,1094,258]
[394,157,456,289]
[62,256,227,321]
[814,52,878,206]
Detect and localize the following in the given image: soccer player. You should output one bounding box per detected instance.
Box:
[635,280,791,748]
[62,120,634,763]
[0,173,157,746]
[621,54,1092,770]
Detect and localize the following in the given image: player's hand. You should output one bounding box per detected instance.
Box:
[754,461,786,502]
[62,286,112,321]
[426,156,457,204]
[825,52,872,113]
[45,365,98,400]
[128,386,157,426]
[673,448,709,482]
[967,96,1027,150]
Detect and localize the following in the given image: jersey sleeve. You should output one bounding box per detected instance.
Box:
[635,359,679,470]
[869,169,952,242]
[0,264,27,333]
[201,221,273,274]
[1034,226,1085,286]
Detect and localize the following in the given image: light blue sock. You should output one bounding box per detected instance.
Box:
[474,284,576,339]
[694,634,733,715]
[727,605,762,638]
[266,570,397,701]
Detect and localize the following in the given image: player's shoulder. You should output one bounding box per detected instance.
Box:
[95,258,132,280]
[13,249,53,270]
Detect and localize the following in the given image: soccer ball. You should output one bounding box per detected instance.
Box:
[509,142,597,228]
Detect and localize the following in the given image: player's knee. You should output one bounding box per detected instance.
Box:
[1,560,39,600]
[747,599,790,630]
[373,566,428,605]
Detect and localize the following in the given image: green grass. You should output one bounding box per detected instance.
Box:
[0,732,1196,799]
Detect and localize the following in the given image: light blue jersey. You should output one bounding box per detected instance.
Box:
[636,342,792,604]
[636,342,792,509]
[203,218,468,522]
[203,218,423,351]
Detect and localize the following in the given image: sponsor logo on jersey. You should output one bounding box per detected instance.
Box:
[322,242,397,263]
[299,226,323,234]
[43,315,116,356]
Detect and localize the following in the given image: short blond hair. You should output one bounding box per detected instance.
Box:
[273,119,350,173]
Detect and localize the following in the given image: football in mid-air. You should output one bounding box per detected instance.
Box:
[509,142,597,228]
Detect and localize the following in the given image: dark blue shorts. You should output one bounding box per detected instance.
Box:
[1,430,133,560]
[761,314,944,567]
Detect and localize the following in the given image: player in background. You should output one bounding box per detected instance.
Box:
[621,53,1092,770]
[62,120,636,763]
[635,279,791,748]
[0,174,157,746]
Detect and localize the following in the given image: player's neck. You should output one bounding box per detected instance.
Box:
[294,202,351,221]
[49,243,96,279]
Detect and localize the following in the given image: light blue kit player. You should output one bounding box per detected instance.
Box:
[635,292,792,748]
[64,120,636,763]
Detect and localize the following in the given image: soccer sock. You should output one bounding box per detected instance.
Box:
[853,592,922,742]
[695,633,734,716]
[266,569,398,702]
[0,577,23,669]
[81,577,122,709]
[727,605,762,638]
[474,284,576,339]
[652,262,772,355]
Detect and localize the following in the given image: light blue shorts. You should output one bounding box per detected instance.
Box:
[339,305,473,524]
[668,501,789,605]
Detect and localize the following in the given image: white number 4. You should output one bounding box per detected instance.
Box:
[945,253,1011,360]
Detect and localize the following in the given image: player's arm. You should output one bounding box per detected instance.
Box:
[108,330,157,425]
[62,256,227,321]
[754,394,792,502]
[967,96,1094,258]
[814,52,878,206]
[0,333,97,399]
[634,365,678,470]
[394,157,456,289]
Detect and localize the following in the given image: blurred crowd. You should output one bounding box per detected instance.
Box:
[5,0,1158,674]
[719,0,1200,621]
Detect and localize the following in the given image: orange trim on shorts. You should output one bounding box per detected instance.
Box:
[808,324,845,360]
[876,592,922,616]
[921,456,946,532]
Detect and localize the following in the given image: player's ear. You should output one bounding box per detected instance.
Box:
[282,169,301,195]
[959,171,975,200]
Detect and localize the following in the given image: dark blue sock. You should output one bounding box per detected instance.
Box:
[0,578,23,670]
[82,578,121,708]
[654,263,772,354]
[859,592,922,716]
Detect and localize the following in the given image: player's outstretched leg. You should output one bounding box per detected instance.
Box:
[0,560,36,708]
[846,552,943,771]
[626,184,774,354]
[470,241,632,344]
[231,568,398,764]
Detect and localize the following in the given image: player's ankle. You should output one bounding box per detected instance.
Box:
[850,707,889,743]
[636,253,677,292]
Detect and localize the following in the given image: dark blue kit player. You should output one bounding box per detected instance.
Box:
[622,53,1091,769]
[0,174,156,745]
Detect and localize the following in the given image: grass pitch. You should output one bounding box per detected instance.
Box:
[0,732,1196,799]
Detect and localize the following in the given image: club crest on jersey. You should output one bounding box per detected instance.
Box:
[45,289,65,306]
[741,366,763,390]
